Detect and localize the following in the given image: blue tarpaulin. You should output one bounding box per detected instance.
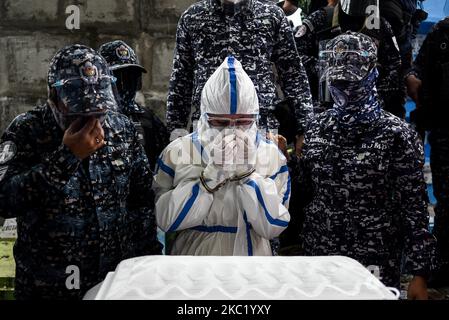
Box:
[419,0,447,33]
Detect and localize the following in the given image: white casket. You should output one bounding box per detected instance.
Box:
[84,255,399,300]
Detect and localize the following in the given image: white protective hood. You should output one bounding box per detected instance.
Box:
[197,56,260,150]
[200,56,259,115]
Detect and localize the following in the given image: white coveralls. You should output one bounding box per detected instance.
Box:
[154,57,291,256]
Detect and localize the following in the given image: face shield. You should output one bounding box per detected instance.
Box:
[318,40,334,103]
[318,33,377,102]
[198,56,260,156]
[47,45,121,130]
[340,0,379,17]
[51,71,118,129]
[203,113,259,157]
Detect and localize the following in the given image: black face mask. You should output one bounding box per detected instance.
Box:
[112,68,143,109]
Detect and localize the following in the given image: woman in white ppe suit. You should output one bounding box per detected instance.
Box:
[153,56,291,256]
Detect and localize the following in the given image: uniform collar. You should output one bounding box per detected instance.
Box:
[208,0,255,15]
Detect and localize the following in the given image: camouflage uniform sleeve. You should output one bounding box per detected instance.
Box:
[272,14,313,136]
[295,9,327,64]
[297,120,315,205]
[377,20,406,114]
[408,27,435,80]
[0,115,80,217]
[295,9,327,102]
[390,128,436,277]
[295,27,317,75]
[127,125,163,255]
[166,11,195,134]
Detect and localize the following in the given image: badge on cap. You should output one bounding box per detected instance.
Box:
[0,141,17,165]
[82,62,97,77]
[334,41,348,55]
[116,45,130,60]
[80,61,99,84]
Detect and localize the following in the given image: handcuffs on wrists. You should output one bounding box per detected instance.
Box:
[200,168,256,193]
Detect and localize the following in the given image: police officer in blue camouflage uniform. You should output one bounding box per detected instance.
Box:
[407,15,449,287]
[295,0,406,118]
[300,32,435,299]
[0,45,162,299]
[380,1,428,77]
[167,0,313,156]
[99,40,169,169]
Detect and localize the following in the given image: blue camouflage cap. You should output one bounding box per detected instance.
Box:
[319,31,378,83]
[47,44,119,129]
[98,40,147,73]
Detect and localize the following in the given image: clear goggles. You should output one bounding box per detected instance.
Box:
[205,113,258,128]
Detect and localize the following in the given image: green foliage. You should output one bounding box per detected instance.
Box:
[0,240,15,300]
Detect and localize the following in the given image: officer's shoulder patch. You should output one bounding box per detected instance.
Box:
[0,141,17,165]
[0,165,8,182]
[295,25,308,38]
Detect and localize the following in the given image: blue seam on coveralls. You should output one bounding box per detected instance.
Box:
[269,165,291,205]
[245,179,289,227]
[227,56,238,114]
[156,157,175,178]
[283,175,291,205]
[168,183,200,232]
[269,165,289,180]
[243,211,253,256]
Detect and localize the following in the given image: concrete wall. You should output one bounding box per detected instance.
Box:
[0,0,197,133]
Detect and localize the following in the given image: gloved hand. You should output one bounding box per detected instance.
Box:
[234,129,257,177]
[203,133,237,187]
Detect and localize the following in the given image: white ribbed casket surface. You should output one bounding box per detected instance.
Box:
[84,255,399,300]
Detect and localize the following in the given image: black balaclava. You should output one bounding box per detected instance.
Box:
[112,67,142,112]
